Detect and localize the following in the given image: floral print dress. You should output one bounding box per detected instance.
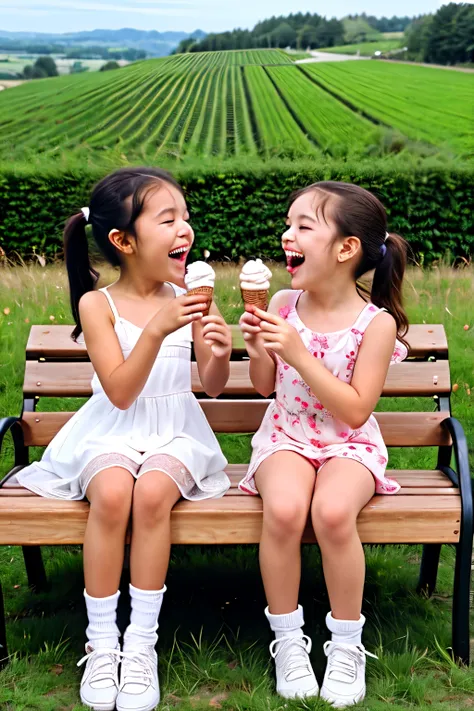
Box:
[239,290,408,496]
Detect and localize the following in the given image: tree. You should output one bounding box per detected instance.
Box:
[100,60,120,72]
[343,17,380,44]
[34,55,58,77]
[270,22,297,48]
[70,61,89,74]
[405,15,433,60]
[22,64,47,79]
[311,19,345,48]
[426,2,474,65]
[298,24,320,49]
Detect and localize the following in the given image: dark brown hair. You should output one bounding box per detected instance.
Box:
[63,166,183,340]
[290,181,409,344]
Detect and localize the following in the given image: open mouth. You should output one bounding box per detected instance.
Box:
[285,250,305,274]
[168,246,188,263]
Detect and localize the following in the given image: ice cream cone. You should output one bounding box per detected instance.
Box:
[241,288,269,311]
[187,285,213,316]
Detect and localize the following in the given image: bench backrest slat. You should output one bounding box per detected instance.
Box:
[23,359,451,399]
[26,323,448,361]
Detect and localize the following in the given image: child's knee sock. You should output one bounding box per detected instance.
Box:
[326,612,366,646]
[265,605,305,640]
[84,589,120,649]
[123,583,166,649]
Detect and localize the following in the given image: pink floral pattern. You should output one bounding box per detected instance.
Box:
[239,291,408,496]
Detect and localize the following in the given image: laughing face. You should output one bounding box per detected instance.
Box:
[283,190,351,290]
[130,182,194,286]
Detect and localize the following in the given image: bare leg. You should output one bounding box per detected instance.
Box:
[84,467,135,597]
[312,459,375,620]
[255,452,316,614]
[129,470,181,590]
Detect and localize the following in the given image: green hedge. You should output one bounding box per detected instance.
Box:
[0,161,473,263]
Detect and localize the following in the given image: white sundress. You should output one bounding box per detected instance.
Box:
[16,283,230,501]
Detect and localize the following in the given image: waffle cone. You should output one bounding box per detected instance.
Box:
[187,285,213,316]
[241,288,269,311]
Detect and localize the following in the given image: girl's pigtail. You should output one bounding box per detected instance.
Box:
[371,232,409,347]
[63,212,99,340]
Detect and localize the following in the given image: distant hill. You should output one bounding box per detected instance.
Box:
[0,28,207,56]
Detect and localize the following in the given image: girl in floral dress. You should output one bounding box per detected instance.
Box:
[239,181,408,708]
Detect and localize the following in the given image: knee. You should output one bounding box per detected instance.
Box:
[263,498,309,540]
[91,478,133,526]
[312,499,356,544]
[133,476,175,524]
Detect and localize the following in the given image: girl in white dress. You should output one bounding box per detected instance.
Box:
[17,167,232,711]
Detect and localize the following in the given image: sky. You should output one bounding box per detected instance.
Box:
[0,0,448,35]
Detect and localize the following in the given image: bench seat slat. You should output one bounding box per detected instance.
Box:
[26,324,448,360]
[0,494,460,545]
[23,360,451,398]
[20,409,452,447]
[0,468,455,493]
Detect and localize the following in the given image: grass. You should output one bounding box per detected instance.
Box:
[319,40,404,56]
[0,261,473,709]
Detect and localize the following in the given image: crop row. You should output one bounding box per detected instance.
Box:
[266,66,383,156]
[301,62,474,155]
[167,49,293,67]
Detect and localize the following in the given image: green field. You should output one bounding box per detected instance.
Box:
[0,48,471,165]
[319,40,404,55]
[301,61,474,155]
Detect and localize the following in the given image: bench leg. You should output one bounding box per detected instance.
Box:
[0,578,7,667]
[452,536,472,665]
[417,544,441,597]
[22,547,48,593]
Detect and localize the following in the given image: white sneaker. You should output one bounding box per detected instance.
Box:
[320,641,377,708]
[116,644,160,711]
[77,644,121,711]
[269,635,319,699]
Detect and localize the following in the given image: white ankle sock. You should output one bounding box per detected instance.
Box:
[326,611,366,646]
[84,589,120,649]
[265,605,305,640]
[123,584,166,649]
[130,583,166,629]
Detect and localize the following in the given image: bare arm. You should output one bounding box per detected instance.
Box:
[257,307,397,429]
[80,290,207,410]
[193,301,232,398]
[240,291,291,397]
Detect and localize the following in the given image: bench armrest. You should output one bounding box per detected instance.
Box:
[0,417,27,487]
[442,417,473,518]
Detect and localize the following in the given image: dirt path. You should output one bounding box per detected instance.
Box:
[0,79,26,90]
[296,51,369,64]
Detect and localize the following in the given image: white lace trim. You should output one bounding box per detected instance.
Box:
[80,452,198,499]
[139,453,195,496]
[80,453,138,496]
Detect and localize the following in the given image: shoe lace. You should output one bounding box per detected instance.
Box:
[77,646,121,686]
[323,641,377,683]
[270,635,313,682]
[120,646,155,688]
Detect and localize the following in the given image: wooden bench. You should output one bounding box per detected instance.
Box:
[0,323,472,665]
